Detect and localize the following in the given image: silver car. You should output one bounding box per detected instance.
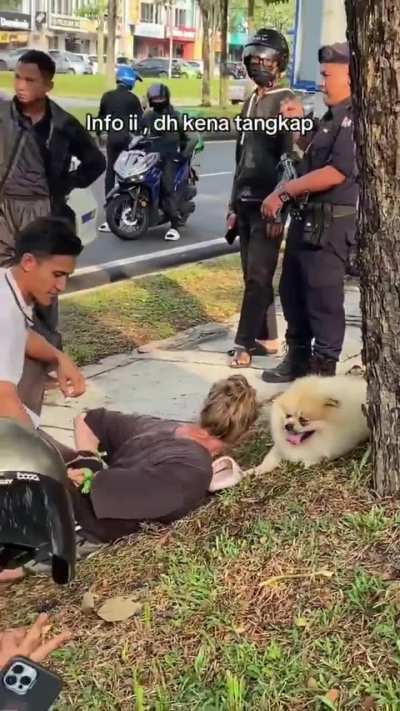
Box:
[0,47,36,71]
[48,50,92,75]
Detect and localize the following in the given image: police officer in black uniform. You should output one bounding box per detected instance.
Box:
[261,42,358,382]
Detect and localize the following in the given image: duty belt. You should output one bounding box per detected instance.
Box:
[294,202,356,219]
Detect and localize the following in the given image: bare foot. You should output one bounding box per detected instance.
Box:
[256,339,280,354]
[0,568,25,584]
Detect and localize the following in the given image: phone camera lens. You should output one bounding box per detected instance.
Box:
[5,674,17,686]
[21,676,32,686]
[13,665,23,675]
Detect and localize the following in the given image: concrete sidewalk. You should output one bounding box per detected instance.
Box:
[42,285,363,448]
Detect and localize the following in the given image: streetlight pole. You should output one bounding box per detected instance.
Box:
[165,0,174,79]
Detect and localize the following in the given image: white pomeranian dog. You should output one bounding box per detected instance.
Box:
[255,375,369,474]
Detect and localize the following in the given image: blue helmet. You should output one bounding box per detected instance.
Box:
[116,65,142,89]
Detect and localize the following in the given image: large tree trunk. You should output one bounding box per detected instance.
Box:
[247,0,255,34]
[97,19,105,75]
[106,0,117,87]
[201,8,211,106]
[345,0,400,496]
[219,0,228,108]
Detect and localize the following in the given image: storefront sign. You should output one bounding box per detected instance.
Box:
[49,14,96,33]
[165,27,196,42]
[135,22,165,39]
[0,12,31,32]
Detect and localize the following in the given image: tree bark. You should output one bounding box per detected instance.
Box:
[201,6,211,106]
[97,19,105,75]
[345,0,400,495]
[219,0,229,108]
[247,0,255,34]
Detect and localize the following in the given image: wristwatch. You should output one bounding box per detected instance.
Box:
[278,191,292,204]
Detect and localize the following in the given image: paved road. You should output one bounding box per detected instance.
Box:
[71,140,238,290]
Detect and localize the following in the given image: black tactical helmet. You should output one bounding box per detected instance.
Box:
[243,28,290,73]
[0,419,76,584]
[147,83,171,109]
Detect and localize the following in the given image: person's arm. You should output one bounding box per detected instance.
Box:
[81,408,147,456]
[262,116,353,218]
[26,330,85,398]
[0,382,33,427]
[74,413,100,452]
[65,117,106,192]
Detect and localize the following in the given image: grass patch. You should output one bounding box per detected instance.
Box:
[60,256,243,366]
[4,432,400,709]
[0,72,231,103]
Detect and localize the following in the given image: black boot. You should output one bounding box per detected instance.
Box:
[310,353,337,376]
[261,344,311,384]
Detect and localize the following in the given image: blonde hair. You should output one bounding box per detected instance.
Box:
[200,375,260,446]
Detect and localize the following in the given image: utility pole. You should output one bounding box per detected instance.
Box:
[165,0,174,78]
[106,0,118,86]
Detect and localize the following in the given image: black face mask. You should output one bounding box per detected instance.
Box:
[152,102,168,113]
[247,64,275,88]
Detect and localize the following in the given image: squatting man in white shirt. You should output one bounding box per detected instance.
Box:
[0,216,85,582]
[0,216,85,429]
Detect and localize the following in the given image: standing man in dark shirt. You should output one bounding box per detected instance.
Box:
[261,42,358,382]
[97,65,143,232]
[227,29,296,368]
[0,50,105,413]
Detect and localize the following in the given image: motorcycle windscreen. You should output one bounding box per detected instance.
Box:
[0,476,76,584]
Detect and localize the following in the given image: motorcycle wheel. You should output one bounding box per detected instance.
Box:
[106,194,149,240]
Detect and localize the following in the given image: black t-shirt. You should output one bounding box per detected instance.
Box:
[231,87,296,204]
[97,85,143,144]
[70,409,213,542]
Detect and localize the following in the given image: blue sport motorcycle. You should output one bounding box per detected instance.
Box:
[105,134,203,240]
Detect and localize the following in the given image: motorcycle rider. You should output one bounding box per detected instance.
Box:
[141,83,192,241]
[227,29,297,368]
[97,65,143,233]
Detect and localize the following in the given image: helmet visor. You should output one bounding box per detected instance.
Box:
[243,44,280,62]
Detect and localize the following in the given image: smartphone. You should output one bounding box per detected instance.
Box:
[0,657,62,711]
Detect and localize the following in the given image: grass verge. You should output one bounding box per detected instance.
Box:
[0,73,228,102]
[60,256,243,366]
[3,431,400,709]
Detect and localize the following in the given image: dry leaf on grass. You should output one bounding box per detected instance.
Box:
[96,596,143,622]
[260,569,334,588]
[82,591,95,612]
[316,688,340,709]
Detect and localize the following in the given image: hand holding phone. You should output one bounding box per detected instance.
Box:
[0,614,71,710]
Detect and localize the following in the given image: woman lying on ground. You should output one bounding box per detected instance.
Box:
[1,375,260,581]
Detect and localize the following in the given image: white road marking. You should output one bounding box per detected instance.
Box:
[199,171,233,178]
[74,237,234,276]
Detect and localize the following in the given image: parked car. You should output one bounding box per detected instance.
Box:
[178,60,201,78]
[0,47,35,71]
[186,60,203,76]
[226,61,246,79]
[48,50,92,75]
[132,57,182,78]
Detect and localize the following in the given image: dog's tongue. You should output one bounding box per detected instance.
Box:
[287,433,303,446]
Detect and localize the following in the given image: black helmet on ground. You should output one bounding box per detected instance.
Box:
[147,83,171,112]
[243,28,290,88]
[0,419,76,584]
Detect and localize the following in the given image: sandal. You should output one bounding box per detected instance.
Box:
[229,347,252,369]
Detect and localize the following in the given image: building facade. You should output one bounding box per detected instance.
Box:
[133,0,199,61]
[0,0,133,57]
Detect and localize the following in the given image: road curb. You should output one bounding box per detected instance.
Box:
[66,238,240,294]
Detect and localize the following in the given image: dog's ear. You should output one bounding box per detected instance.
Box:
[325,397,340,408]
